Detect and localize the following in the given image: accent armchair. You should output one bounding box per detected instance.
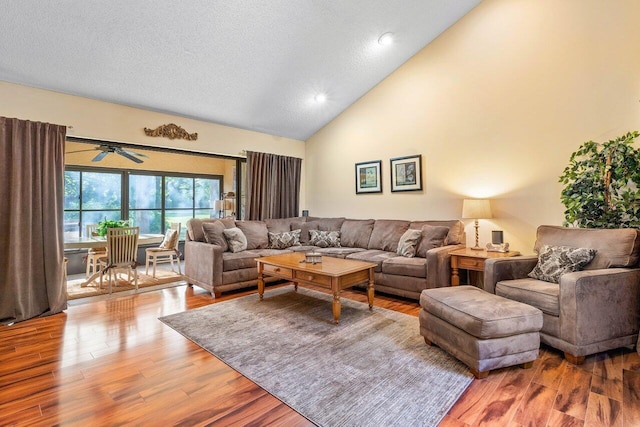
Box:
[484,225,640,364]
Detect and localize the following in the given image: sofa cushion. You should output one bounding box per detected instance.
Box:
[202,221,229,251]
[396,229,422,258]
[306,217,346,231]
[309,230,341,248]
[187,218,235,242]
[268,230,301,249]
[534,225,640,269]
[291,221,319,244]
[496,279,560,317]
[222,227,248,253]
[346,249,399,272]
[340,219,375,248]
[382,256,427,278]
[316,247,366,258]
[251,248,294,257]
[409,220,465,245]
[236,221,269,250]
[528,245,597,283]
[416,225,449,258]
[265,217,305,233]
[222,250,259,271]
[368,220,410,252]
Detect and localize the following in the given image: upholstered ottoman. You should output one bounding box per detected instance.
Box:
[419,286,543,378]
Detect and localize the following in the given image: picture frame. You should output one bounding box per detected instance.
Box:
[355,160,382,194]
[390,155,422,192]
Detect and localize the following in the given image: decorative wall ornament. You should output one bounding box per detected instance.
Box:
[144,123,198,141]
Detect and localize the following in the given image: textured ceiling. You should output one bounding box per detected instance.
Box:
[0,0,481,141]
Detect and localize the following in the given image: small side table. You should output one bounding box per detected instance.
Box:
[450,248,521,287]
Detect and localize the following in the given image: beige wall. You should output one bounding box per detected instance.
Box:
[0,81,306,208]
[306,0,640,252]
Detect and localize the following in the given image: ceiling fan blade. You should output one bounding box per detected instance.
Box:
[67,148,100,154]
[117,149,144,163]
[92,151,109,162]
[122,149,148,158]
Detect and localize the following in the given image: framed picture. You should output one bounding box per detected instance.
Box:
[390,155,422,192]
[355,160,382,194]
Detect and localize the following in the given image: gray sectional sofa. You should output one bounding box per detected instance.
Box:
[184,216,465,299]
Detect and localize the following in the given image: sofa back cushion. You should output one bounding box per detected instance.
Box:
[265,217,306,233]
[409,220,465,245]
[291,220,319,244]
[368,220,410,252]
[187,218,235,242]
[236,220,269,250]
[305,217,345,231]
[340,219,375,248]
[534,225,640,269]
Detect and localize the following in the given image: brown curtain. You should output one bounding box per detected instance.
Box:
[0,117,67,323]
[245,151,302,220]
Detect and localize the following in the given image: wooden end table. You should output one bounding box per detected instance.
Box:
[450,248,520,287]
[256,252,376,324]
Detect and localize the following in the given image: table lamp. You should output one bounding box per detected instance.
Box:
[462,199,493,250]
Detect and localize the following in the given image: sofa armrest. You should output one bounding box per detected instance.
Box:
[184,241,224,291]
[559,268,640,348]
[425,244,465,288]
[484,256,538,294]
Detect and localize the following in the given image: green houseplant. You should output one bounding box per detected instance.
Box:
[559,131,640,228]
[96,219,131,237]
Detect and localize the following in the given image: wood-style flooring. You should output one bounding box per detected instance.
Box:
[1,282,639,426]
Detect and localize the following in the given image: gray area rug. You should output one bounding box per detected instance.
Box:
[159,286,473,427]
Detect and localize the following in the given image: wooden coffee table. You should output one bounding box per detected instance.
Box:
[256,252,376,324]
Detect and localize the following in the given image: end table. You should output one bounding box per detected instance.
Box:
[450,248,521,287]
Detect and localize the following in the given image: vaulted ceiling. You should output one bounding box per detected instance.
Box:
[0,1,481,141]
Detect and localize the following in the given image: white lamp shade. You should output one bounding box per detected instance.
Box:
[462,199,493,219]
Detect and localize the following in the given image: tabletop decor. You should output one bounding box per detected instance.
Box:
[96,219,131,237]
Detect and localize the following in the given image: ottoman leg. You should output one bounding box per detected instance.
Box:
[424,337,432,346]
[470,368,489,379]
[522,361,534,369]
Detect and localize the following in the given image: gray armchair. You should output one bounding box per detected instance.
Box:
[484,225,640,364]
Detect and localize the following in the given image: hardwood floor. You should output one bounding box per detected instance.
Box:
[1,283,639,426]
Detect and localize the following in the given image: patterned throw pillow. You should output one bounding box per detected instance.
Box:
[309,230,341,248]
[528,245,597,283]
[222,227,248,253]
[268,229,302,249]
[396,229,422,258]
[159,228,179,249]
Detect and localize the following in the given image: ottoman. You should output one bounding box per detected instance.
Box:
[419,286,543,379]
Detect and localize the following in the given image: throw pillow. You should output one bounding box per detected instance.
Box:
[396,229,422,258]
[309,230,341,248]
[222,227,248,253]
[268,229,302,249]
[528,245,597,284]
[416,225,449,258]
[159,228,179,250]
[236,221,269,250]
[291,221,320,244]
[202,221,229,251]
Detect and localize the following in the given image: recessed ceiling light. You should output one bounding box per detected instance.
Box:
[378,32,394,46]
[314,93,327,103]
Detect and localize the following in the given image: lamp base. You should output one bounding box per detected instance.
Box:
[470,245,484,251]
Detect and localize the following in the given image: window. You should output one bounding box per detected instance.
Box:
[64,168,222,241]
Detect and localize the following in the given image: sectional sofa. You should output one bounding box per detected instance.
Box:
[184,216,465,299]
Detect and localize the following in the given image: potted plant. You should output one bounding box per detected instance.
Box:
[559,131,640,228]
[96,218,131,237]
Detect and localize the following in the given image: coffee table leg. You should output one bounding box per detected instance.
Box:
[367,268,374,310]
[257,264,265,301]
[332,291,341,325]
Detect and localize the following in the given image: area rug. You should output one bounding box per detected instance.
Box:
[67,270,185,300]
[159,286,473,427]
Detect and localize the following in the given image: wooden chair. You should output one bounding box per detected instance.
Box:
[145,222,182,278]
[85,224,106,278]
[98,227,139,294]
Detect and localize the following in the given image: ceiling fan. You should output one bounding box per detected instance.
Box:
[67,144,148,163]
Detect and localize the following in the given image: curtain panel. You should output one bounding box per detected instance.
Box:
[0,117,67,323]
[245,151,302,220]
